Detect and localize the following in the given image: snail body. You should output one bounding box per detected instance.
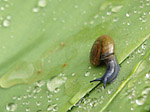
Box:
[90,35,120,88]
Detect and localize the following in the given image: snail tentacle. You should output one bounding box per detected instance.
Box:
[90,77,103,83]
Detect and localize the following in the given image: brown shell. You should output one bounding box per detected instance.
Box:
[90,35,115,66]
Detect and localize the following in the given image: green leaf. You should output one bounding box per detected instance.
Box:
[0,0,150,112]
[71,38,150,112]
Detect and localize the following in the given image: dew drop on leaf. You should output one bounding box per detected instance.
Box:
[38,0,47,7]
[74,5,78,9]
[145,73,150,79]
[47,73,66,92]
[111,5,123,12]
[135,96,146,105]
[47,104,58,111]
[126,13,130,17]
[142,86,150,95]
[1,6,5,11]
[84,71,90,77]
[3,19,10,27]
[25,107,31,112]
[36,101,41,106]
[32,7,39,13]
[36,80,45,87]
[6,103,17,112]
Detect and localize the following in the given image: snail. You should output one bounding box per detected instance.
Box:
[90,35,120,88]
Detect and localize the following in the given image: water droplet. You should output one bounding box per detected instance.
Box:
[6,103,17,111]
[34,95,37,99]
[6,103,17,112]
[47,94,52,98]
[84,22,87,25]
[145,73,150,79]
[85,72,90,77]
[28,93,32,98]
[26,86,31,93]
[126,13,130,17]
[107,11,111,15]
[53,17,57,21]
[127,22,130,26]
[23,95,27,99]
[74,5,78,8]
[134,10,137,13]
[94,14,99,19]
[36,80,45,87]
[1,6,5,11]
[3,19,10,27]
[142,87,150,95]
[56,98,59,101]
[47,104,58,111]
[36,101,41,106]
[26,107,30,112]
[107,89,112,94]
[142,44,146,49]
[113,17,119,22]
[54,88,60,93]
[47,74,66,92]
[131,107,134,111]
[12,96,17,100]
[17,96,22,101]
[7,16,11,20]
[32,7,39,13]
[0,62,35,88]
[72,73,75,76]
[126,41,129,45]
[38,0,47,7]
[25,101,30,105]
[111,5,123,12]
[136,96,146,105]
[82,10,86,14]
[48,99,52,103]
[88,66,91,70]
[90,21,94,24]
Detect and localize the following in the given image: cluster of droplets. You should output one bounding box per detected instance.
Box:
[135,85,150,111]
[124,71,150,111]
[138,0,150,30]
[6,80,45,111]
[47,104,58,111]
[5,73,67,112]
[0,0,10,11]
[32,0,47,13]
[73,97,100,112]
[144,72,150,84]
[136,41,147,56]
[86,0,150,32]
[70,83,109,112]
[126,41,147,64]
[82,1,124,27]
[0,0,12,28]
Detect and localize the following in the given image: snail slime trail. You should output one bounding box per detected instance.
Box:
[90,35,120,88]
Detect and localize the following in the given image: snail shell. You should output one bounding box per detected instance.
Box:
[90,35,120,88]
[90,35,115,66]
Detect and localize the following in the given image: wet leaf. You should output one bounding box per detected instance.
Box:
[0,0,150,112]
